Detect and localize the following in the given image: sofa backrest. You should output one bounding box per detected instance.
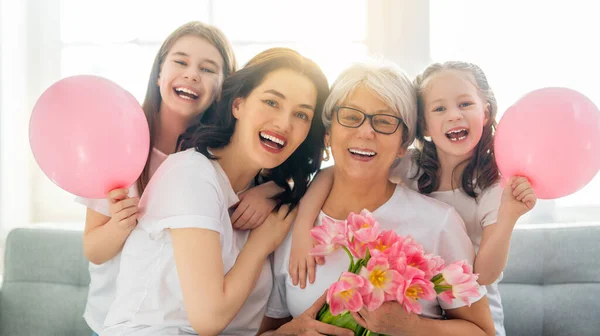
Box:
[0,228,91,336]
[500,224,600,336]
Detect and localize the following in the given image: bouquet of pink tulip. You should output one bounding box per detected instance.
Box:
[311,209,481,336]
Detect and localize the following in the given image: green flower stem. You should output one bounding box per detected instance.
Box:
[434,285,453,294]
[342,246,356,272]
[431,274,443,284]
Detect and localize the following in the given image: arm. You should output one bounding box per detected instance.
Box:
[289,167,334,287]
[473,216,515,285]
[231,180,284,230]
[173,205,296,336]
[351,298,495,336]
[474,177,537,285]
[82,188,138,264]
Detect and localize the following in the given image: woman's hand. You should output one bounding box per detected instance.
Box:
[248,204,297,254]
[273,292,354,336]
[351,302,418,335]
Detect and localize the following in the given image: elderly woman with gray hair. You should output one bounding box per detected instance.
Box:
[258,61,495,336]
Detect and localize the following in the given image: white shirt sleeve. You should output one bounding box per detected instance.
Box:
[436,208,487,310]
[139,154,225,236]
[265,240,292,318]
[477,182,503,228]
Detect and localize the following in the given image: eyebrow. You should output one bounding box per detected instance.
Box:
[170,51,221,68]
[346,103,390,114]
[264,89,315,111]
[430,94,475,105]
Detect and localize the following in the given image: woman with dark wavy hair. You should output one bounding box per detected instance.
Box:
[102,48,329,336]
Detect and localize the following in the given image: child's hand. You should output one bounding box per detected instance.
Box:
[230,184,279,230]
[107,188,139,231]
[289,224,325,289]
[501,176,537,220]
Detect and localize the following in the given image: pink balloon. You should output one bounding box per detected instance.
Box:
[495,87,600,199]
[29,75,150,198]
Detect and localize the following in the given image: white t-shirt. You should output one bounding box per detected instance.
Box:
[268,185,486,321]
[75,148,167,333]
[101,149,272,336]
[390,150,505,336]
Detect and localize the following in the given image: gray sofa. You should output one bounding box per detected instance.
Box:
[1,225,599,336]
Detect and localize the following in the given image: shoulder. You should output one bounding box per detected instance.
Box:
[397,185,467,231]
[395,185,457,217]
[478,181,503,202]
[141,149,224,203]
[157,149,217,177]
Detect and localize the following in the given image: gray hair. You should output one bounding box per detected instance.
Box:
[322,60,417,149]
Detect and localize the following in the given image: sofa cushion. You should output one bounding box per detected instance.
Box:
[0,228,91,336]
[500,225,600,336]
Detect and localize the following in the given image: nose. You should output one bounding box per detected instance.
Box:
[272,109,293,133]
[446,107,464,122]
[184,68,200,82]
[356,117,376,139]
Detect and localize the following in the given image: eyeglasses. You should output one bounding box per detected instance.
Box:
[334,106,402,135]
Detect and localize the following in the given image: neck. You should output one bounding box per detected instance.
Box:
[211,140,261,193]
[436,148,472,191]
[154,105,194,154]
[323,168,396,220]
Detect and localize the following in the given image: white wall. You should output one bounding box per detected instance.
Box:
[367,0,431,77]
[0,0,33,237]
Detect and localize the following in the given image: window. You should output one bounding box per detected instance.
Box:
[60,0,368,100]
[36,0,368,222]
[429,0,600,224]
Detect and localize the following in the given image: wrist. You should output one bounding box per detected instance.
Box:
[497,208,520,227]
[107,217,135,233]
[246,236,274,256]
[395,313,422,335]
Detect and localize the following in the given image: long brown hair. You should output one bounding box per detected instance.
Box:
[178,48,330,207]
[136,21,237,195]
[412,61,499,198]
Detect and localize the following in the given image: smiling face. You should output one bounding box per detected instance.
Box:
[157,35,225,120]
[231,68,318,169]
[421,69,490,161]
[328,85,406,181]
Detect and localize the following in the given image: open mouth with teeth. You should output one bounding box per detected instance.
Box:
[174,87,199,100]
[348,148,377,158]
[445,128,469,142]
[259,131,287,151]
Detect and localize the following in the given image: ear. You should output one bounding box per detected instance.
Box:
[232,97,244,120]
[324,132,331,147]
[396,146,407,159]
[483,103,491,124]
